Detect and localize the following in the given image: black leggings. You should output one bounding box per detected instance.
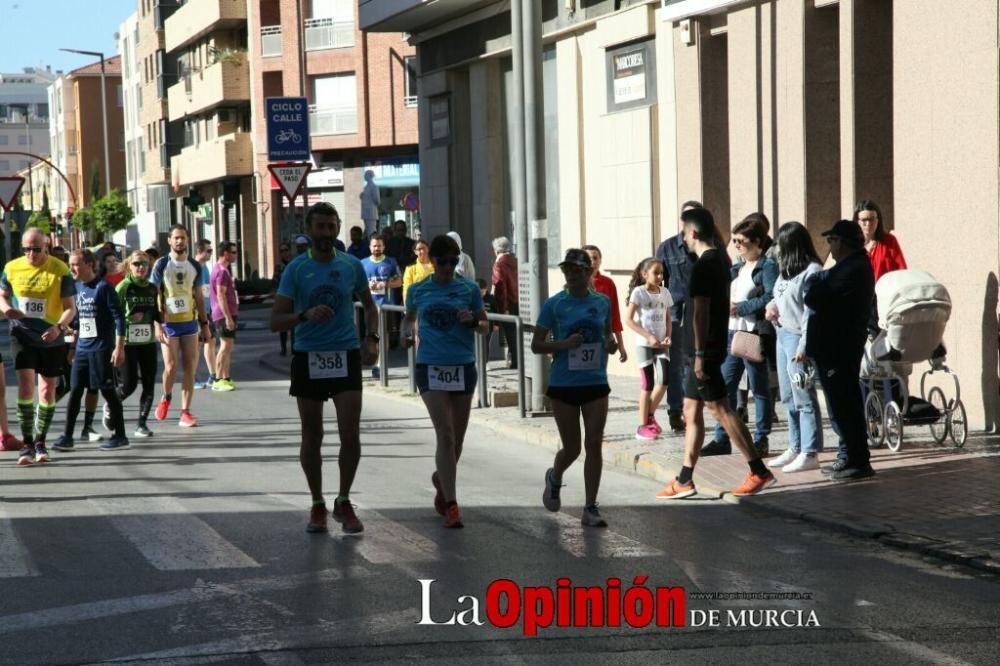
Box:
[66,385,124,438]
[118,344,158,424]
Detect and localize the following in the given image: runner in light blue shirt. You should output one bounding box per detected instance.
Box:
[532,248,617,529]
[403,234,488,530]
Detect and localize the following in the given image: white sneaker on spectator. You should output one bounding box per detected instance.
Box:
[783,452,819,473]
[772,448,799,467]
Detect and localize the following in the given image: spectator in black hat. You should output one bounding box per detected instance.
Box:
[804,219,876,481]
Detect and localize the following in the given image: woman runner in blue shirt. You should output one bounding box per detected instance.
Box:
[404,235,488,529]
[533,249,617,527]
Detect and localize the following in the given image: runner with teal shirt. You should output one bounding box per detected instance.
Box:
[404,234,487,529]
[533,248,617,528]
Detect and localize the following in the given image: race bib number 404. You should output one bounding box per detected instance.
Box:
[568,343,601,371]
[428,365,465,391]
[21,297,46,318]
[308,350,348,379]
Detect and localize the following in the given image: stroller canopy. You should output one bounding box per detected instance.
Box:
[874,270,951,362]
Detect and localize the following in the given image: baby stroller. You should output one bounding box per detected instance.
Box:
[861,270,967,451]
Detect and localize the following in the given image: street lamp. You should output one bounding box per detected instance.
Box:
[59,48,111,201]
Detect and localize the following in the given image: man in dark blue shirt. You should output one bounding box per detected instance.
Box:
[654,200,707,433]
[52,250,129,452]
[346,225,371,260]
[804,220,876,481]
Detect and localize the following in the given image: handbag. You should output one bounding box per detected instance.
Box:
[731,330,765,363]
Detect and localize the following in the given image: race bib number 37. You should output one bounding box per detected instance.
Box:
[308,350,348,379]
[21,297,46,318]
[428,365,465,392]
[568,343,601,371]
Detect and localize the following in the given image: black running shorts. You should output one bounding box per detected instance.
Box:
[289,349,362,401]
[684,356,727,402]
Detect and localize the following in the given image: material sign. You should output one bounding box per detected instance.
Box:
[0,177,25,211]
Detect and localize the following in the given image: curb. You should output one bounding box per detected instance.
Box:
[256,354,996,575]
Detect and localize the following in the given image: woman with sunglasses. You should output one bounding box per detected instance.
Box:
[403,235,487,529]
[114,251,162,437]
[534,249,617,528]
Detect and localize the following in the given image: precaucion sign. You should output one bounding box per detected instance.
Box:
[266,96,311,162]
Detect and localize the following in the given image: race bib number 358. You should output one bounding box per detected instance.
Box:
[308,350,348,379]
[568,343,601,371]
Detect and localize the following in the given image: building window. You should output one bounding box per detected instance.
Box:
[310,73,358,135]
[17,135,28,146]
[404,57,418,107]
[117,85,124,107]
[0,161,9,172]
[304,0,354,51]
[0,136,7,145]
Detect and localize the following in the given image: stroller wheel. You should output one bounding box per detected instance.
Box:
[865,391,885,449]
[885,401,904,452]
[927,387,949,445]
[949,400,968,448]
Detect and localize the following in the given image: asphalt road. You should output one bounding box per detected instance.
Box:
[1,318,997,665]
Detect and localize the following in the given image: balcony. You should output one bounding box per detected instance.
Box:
[153,0,180,31]
[167,60,249,121]
[170,132,252,186]
[164,0,247,54]
[261,25,282,57]
[304,18,354,51]
[309,104,357,136]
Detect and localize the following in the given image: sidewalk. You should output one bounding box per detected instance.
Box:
[258,349,1000,574]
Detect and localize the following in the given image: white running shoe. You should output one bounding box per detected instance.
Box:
[783,452,819,473]
[772,448,800,468]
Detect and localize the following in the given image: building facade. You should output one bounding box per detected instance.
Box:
[164,0,256,278]
[0,67,54,198]
[362,0,1000,432]
[47,56,126,242]
[250,0,419,277]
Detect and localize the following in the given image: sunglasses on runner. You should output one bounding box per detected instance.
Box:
[131,261,149,267]
[22,246,43,253]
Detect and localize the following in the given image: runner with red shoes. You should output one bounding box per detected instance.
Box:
[270,202,379,535]
[403,234,488,529]
[655,207,776,500]
[150,225,211,428]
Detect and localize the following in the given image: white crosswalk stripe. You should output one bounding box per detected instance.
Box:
[91,497,260,571]
[0,514,39,579]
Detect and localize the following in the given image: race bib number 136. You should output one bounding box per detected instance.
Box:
[21,297,46,317]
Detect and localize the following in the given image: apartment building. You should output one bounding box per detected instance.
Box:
[362,0,1000,432]
[250,0,418,277]
[0,67,54,188]
[164,0,255,277]
[119,12,157,250]
[48,56,126,242]
[14,159,54,215]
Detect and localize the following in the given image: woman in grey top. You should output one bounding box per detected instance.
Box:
[765,222,824,472]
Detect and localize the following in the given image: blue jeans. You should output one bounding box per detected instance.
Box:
[776,328,824,454]
[666,318,686,415]
[714,331,772,443]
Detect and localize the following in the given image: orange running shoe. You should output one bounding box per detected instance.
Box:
[731,471,776,497]
[155,397,170,421]
[178,411,198,428]
[444,504,464,529]
[1,432,23,452]
[333,498,364,534]
[656,479,697,500]
[306,503,328,533]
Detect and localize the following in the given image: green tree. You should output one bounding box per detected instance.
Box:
[70,206,95,234]
[41,184,50,216]
[91,190,133,237]
[25,210,51,234]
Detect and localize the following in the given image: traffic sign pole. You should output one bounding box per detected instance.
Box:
[265,96,311,251]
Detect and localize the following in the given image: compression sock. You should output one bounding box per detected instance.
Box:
[748,458,769,477]
[17,399,34,443]
[677,466,694,485]
[34,402,57,442]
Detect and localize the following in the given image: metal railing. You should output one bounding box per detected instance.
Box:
[352,302,528,418]
[304,17,354,51]
[308,104,358,136]
[261,25,282,57]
